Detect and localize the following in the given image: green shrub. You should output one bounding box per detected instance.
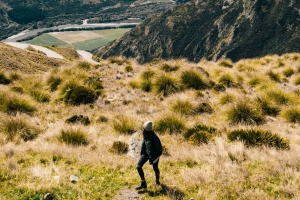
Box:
[0,114,40,142]
[76,61,92,70]
[4,96,36,114]
[228,129,290,149]
[0,72,11,85]
[154,74,181,96]
[219,93,235,105]
[256,96,281,117]
[218,59,233,68]
[60,82,98,105]
[226,98,265,125]
[109,141,129,154]
[267,70,281,82]
[181,70,210,90]
[172,99,193,115]
[194,102,214,114]
[155,114,186,134]
[282,107,300,123]
[283,68,295,77]
[183,124,218,145]
[59,127,89,146]
[47,76,62,91]
[140,70,155,80]
[113,115,135,134]
[218,74,238,88]
[160,63,180,72]
[294,75,300,86]
[30,89,51,103]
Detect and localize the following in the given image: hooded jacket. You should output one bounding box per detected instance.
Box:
[141,130,162,161]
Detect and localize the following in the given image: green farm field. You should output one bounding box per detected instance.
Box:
[25,28,131,51]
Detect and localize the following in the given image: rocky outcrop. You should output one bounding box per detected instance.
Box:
[95,0,300,63]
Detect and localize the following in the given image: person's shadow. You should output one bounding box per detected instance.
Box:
[137,183,185,200]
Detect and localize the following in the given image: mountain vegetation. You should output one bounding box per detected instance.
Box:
[95,0,300,63]
[0,41,299,199]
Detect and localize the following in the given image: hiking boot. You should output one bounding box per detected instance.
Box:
[136,180,147,190]
[156,180,160,185]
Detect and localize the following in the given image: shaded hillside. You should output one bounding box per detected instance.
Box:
[0,42,67,73]
[95,0,300,63]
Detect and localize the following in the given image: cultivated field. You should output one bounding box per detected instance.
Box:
[25,28,131,51]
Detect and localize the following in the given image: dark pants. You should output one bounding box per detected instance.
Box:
[136,154,160,181]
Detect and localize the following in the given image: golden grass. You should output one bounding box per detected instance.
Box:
[0,50,300,199]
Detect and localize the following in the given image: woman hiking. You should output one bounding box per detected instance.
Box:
[136,121,162,190]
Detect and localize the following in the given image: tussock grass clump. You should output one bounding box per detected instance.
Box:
[294,75,300,85]
[218,59,233,68]
[4,96,36,115]
[160,63,180,72]
[281,107,300,123]
[0,114,40,142]
[0,72,11,85]
[283,68,295,77]
[59,127,89,146]
[10,86,24,94]
[266,90,293,105]
[256,95,281,117]
[30,89,50,103]
[155,114,186,134]
[213,84,226,92]
[228,129,290,149]
[140,70,155,80]
[140,80,152,92]
[76,61,92,70]
[194,102,214,114]
[219,93,236,105]
[9,72,21,81]
[113,115,135,134]
[226,98,265,125]
[86,77,103,96]
[267,70,281,82]
[171,99,193,115]
[183,124,218,145]
[47,75,62,91]
[154,74,181,96]
[108,56,130,65]
[60,81,98,105]
[181,70,210,90]
[218,74,238,88]
[248,77,263,87]
[109,141,129,154]
[124,64,133,72]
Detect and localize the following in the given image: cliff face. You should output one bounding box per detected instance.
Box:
[95,0,300,63]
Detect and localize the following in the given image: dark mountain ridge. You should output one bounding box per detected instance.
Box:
[95,0,300,63]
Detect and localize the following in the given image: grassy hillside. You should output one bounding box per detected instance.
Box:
[0,48,300,199]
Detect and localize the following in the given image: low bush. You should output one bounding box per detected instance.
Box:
[0,114,40,142]
[113,115,135,134]
[282,107,300,123]
[154,74,181,96]
[59,127,89,146]
[256,96,281,117]
[228,129,290,149]
[60,81,98,105]
[109,141,129,154]
[172,99,193,115]
[226,98,265,125]
[0,72,11,85]
[181,70,210,90]
[160,63,180,72]
[183,124,218,145]
[155,114,186,134]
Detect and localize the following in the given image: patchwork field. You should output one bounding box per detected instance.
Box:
[25,28,131,51]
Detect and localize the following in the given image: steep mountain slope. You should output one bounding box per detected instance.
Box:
[95,0,300,63]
